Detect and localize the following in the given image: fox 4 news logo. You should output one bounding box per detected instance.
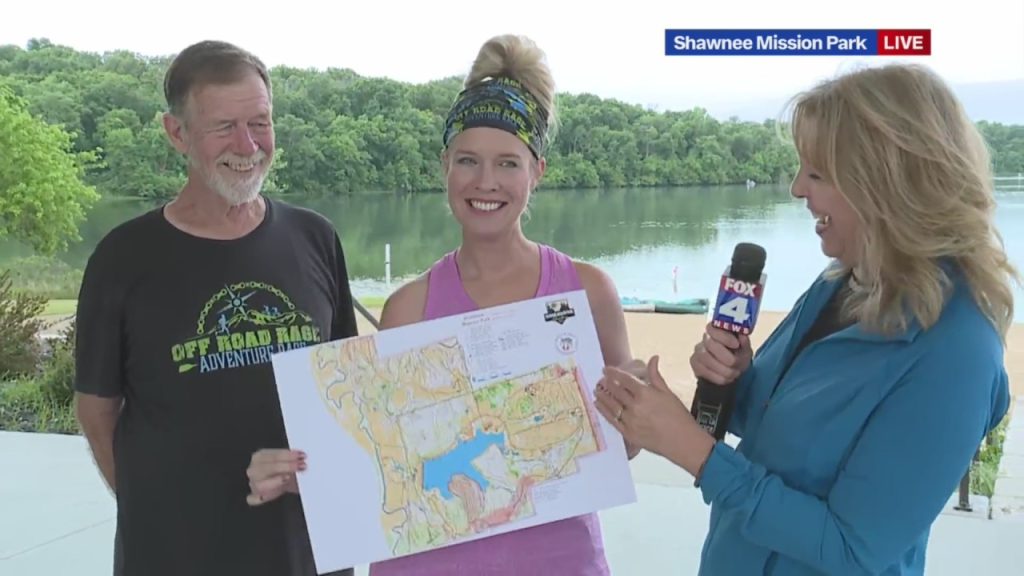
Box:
[712,275,763,334]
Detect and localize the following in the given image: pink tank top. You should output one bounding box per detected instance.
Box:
[368,244,611,576]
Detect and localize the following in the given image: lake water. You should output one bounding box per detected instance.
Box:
[2,184,1022,321]
[423,430,506,500]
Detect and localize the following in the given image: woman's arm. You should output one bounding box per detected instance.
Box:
[721,361,757,439]
[575,262,643,459]
[378,275,429,330]
[694,336,1008,575]
[714,283,818,439]
[575,262,632,367]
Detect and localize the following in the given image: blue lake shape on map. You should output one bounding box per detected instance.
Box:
[423,430,507,499]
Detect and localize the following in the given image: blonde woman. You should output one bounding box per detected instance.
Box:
[595,63,1017,575]
[247,34,640,575]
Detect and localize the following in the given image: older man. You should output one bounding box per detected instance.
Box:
[73,40,357,576]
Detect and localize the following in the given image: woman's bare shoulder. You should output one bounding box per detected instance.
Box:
[379,273,430,329]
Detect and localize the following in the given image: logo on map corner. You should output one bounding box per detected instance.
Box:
[543,299,576,324]
[556,333,577,355]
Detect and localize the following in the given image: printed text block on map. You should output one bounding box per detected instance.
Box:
[271,289,638,573]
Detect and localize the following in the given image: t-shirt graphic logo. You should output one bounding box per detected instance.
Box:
[170,281,322,374]
[543,299,576,324]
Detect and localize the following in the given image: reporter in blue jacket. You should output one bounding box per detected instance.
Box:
[595,63,1017,575]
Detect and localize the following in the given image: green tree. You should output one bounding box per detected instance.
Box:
[1,39,1020,197]
[0,83,99,255]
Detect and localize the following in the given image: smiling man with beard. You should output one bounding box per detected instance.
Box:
[72,40,358,576]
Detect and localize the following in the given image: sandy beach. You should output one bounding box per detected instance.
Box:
[352,308,1024,404]
[617,310,1024,406]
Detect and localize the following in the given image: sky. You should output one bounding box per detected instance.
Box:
[4,0,1023,119]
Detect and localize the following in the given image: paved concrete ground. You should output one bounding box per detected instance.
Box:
[2,430,1023,576]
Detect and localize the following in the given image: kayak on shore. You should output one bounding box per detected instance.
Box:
[619,296,709,315]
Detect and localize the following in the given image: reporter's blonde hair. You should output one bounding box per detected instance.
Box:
[786,63,1019,339]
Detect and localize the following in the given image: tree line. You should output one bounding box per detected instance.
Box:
[2,38,1023,201]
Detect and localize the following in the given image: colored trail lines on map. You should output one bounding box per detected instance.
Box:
[310,334,605,556]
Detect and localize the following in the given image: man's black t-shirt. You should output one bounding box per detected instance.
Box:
[74,197,358,576]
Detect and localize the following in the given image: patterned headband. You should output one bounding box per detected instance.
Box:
[441,76,549,159]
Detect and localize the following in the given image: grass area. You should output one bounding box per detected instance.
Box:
[43,299,77,316]
[3,256,83,300]
[356,295,386,308]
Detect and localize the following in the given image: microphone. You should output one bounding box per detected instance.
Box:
[690,242,767,441]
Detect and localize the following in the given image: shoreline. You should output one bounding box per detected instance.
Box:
[37,307,1023,402]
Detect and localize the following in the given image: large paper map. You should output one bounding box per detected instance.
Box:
[272,290,637,573]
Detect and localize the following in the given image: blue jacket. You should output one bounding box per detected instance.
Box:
[696,267,1010,575]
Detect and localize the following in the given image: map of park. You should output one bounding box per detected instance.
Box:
[310,335,606,556]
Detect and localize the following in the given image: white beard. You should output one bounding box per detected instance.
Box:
[192,150,270,206]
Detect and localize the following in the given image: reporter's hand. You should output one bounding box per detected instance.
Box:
[689,323,753,385]
[596,355,713,475]
[617,358,648,459]
[246,449,305,506]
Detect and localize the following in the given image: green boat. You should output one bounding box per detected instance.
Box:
[619,296,709,315]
